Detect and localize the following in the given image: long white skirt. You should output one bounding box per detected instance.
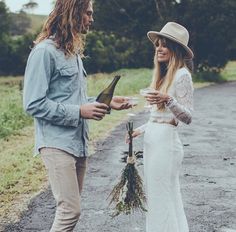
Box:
[143,122,189,232]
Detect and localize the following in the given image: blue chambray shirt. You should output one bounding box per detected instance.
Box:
[23,39,93,157]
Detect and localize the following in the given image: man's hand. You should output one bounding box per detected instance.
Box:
[80,102,109,120]
[110,96,132,110]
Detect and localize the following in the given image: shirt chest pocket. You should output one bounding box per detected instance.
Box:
[58,67,78,93]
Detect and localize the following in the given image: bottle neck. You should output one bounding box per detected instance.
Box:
[108,76,120,90]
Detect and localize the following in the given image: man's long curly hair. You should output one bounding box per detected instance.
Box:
[34,0,91,56]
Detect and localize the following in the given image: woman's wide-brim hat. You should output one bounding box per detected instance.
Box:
[147,22,194,59]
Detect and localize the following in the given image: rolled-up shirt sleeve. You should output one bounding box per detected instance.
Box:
[87,96,96,103]
[23,47,81,127]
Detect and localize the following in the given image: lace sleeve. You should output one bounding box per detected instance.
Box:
[166,73,194,124]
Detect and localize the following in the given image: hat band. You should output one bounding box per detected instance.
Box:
[159,32,188,46]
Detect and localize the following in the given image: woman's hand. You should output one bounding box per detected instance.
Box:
[125,129,142,143]
[145,91,171,105]
[110,96,132,110]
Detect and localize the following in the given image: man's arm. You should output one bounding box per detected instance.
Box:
[23,47,108,126]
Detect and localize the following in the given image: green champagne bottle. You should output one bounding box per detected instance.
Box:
[96,75,121,113]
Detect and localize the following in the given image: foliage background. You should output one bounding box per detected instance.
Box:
[84,0,236,76]
[0,0,236,78]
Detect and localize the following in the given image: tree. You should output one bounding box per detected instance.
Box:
[84,31,135,72]
[0,1,34,75]
[9,11,31,36]
[94,0,160,38]
[174,0,236,71]
[89,0,163,70]
[93,0,236,73]
[0,1,10,37]
[22,0,38,13]
[0,1,11,75]
[153,0,179,20]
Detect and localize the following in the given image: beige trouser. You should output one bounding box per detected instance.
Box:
[40,148,87,232]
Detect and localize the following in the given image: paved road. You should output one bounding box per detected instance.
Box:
[3,81,236,232]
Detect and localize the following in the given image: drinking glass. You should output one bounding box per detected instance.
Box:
[126,96,139,117]
[139,87,156,109]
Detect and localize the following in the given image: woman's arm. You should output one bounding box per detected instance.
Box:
[125,123,146,143]
[166,73,194,124]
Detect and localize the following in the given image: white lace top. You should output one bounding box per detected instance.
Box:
[137,67,194,133]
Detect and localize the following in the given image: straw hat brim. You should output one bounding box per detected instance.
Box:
[147,31,194,59]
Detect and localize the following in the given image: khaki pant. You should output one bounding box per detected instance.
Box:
[40,148,87,232]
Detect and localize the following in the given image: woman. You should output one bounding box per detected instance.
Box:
[132,22,194,232]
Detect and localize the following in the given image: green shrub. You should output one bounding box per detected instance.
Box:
[84,31,153,73]
[193,70,225,83]
[0,84,32,139]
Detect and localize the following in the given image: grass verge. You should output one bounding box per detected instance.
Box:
[221,61,236,81]
[0,127,47,224]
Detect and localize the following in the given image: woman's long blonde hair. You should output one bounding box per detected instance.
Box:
[150,37,193,109]
[34,0,91,56]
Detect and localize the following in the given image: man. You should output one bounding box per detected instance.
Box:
[23,0,131,231]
